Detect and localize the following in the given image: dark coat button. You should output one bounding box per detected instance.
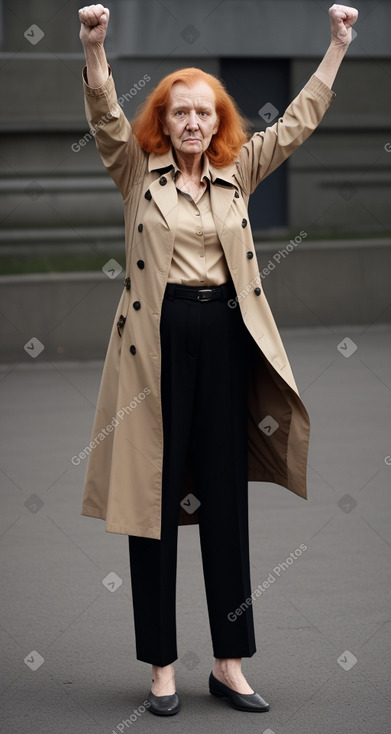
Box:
[242,218,248,228]
[123,276,131,290]
[138,223,143,232]
[116,314,126,336]
[145,189,152,200]
[254,287,261,296]
[159,176,167,186]
[137,260,145,269]
[129,345,136,355]
[234,190,240,198]
[133,301,141,310]
[246,251,253,259]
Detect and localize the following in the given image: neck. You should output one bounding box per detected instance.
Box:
[174,150,203,179]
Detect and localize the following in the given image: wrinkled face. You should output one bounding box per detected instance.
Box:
[163,80,219,158]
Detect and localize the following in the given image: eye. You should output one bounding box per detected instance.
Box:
[175,110,185,116]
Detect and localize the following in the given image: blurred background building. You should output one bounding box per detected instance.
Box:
[0,0,390,360]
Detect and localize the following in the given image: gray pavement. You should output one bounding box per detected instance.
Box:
[1,323,391,734]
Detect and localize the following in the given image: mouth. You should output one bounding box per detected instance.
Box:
[183,137,201,143]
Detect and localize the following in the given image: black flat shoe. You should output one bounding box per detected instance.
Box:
[146,689,181,716]
[209,671,270,712]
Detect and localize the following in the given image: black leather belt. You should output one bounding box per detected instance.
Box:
[164,280,236,302]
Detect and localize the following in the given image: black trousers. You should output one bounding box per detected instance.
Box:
[128,279,257,666]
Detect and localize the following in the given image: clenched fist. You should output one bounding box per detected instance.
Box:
[329,4,358,45]
[79,4,110,47]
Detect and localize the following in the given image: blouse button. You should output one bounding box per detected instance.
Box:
[129,345,137,355]
[254,287,261,296]
[133,301,141,310]
[247,251,253,259]
[137,260,145,269]
[242,218,248,228]
[196,230,203,236]
[159,176,167,186]
[138,223,143,232]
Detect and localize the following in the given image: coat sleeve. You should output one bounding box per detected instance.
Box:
[82,65,145,199]
[236,74,336,195]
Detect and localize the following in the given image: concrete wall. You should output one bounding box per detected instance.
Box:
[0,0,390,356]
[1,236,390,363]
[110,0,391,58]
[1,0,390,254]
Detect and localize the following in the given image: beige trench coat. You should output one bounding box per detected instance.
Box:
[80,67,335,538]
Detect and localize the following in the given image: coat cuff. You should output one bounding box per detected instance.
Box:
[82,64,113,95]
[82,64,122,127]
[304,73,336,103]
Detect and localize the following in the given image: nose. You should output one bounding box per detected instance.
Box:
[186,109,199,130]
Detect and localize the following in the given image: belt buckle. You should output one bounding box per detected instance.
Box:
[197,288,213,302]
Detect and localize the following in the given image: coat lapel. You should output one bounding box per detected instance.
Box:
[209,181,236,242]
[149,175,179,236]
[145,151,178,240]
[146,151,240,266]
[209,162,242,269]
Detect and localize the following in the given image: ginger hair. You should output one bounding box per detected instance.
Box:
[131,67,252,167]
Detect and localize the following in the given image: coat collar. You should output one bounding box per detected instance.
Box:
[147,147,239,190]
[146,147,241,251]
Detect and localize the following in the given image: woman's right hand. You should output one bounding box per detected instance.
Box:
[79,4,110,47]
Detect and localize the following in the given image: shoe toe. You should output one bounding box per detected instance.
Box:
[147,690,180,716]
[234,691,270,711]
[209,671,269,712]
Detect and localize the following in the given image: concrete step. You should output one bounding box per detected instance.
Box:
[1,238,390,362]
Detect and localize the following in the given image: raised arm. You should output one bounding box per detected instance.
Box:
[77,4,144,198]
[237,3,358,195]
[314,4,359,88]
[79,4,110,87]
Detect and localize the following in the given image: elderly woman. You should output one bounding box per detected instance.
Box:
[78,3,358,717]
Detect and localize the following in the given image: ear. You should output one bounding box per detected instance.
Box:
[212,117,219,135]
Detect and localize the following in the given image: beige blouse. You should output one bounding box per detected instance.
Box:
[167,154,231,286]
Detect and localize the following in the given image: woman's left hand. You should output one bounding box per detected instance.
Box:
[329,4,359,45]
